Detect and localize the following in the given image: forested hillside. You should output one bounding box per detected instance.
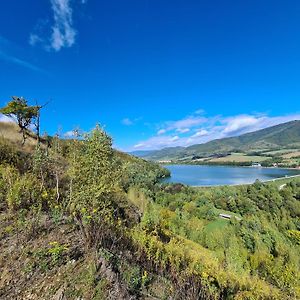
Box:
[0,99,300,299]
[138,120,300,161]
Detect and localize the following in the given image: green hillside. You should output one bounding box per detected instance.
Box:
[1,118,300,299]
[141,120,300,161]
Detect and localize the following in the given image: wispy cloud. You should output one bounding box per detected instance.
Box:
[29,34,43,47]
[133,135,182,149]
[161,115,207,134]
[191,129,208,138]
[157,129,166,135]
[133,111,300,150]
[0,50,45,73]
[50,0,76,51]
[0,36,46,73]
[121,117,142,126]
[176,128,190,133]
[122,118,133,126]
[30,0,86,52]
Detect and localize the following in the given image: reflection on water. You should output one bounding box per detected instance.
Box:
[162,165,300,186]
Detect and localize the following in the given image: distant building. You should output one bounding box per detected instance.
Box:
[219,213,231,219]
[219,213,242,221]
[251,162,262,167]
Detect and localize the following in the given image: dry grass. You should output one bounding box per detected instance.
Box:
[281,151,300,159]
[0,121,38,152]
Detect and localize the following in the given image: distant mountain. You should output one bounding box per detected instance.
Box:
[129,150,155,157]
[137,120,300,161]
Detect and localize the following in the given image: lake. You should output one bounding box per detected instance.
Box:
[162,165,300,186]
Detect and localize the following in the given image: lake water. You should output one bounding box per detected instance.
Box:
[162,165,300,186]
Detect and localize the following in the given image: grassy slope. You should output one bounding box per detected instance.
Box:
[0,127,173,299]
[1,125,299,299]
[0,122,39,152]
[0,122,168,171]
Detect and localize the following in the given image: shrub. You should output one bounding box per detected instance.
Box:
[0,164,43,210]
[122,265,142,293]
[6,173,42,210]
[68,125,125,247]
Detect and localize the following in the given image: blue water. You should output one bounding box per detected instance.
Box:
[162,165,300,186]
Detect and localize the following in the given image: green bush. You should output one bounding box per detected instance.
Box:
[122,265,141,293]
[0,164,43,210]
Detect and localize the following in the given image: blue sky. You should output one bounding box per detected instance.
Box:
[0,0,299,151]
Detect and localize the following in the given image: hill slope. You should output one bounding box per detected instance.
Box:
[1,121,300,299]
[139,120,300,160]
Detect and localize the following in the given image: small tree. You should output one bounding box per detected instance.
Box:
[68,125,124,247]
[0,96,40,145]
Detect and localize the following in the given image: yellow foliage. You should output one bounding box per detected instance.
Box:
[130,226,285,299]
[287,230,300,245]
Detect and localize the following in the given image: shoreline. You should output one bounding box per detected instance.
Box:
[189,174,300,188]
[161,165,300,188]
[161,163,300,171]
[162,162,300,172]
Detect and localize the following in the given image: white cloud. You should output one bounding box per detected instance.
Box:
[122,118,133,126]
[122,117,143,126]
[131,112,300,150]
[64,130,74,137]
[30,0,87,52]
[220,114,300,137]
[155,111,207,136]
[134,135,183,149]
[192,129,208,138]
[134,143,145,148]
[170,136,179,142]
[222,115,259,134]
[50,0,76,51]
[0,114,14,123]
[176,128,190,133]
[157,129,166,135]
[195,109,205,115]
[29,34,42,46]
[168,116,207,131]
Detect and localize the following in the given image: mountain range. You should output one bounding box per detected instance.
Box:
[131,120,300,161]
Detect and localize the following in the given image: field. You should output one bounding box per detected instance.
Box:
[208,153,269,163]
[204,218,228,233]
[262,149,299,156]
[281,151,300,159]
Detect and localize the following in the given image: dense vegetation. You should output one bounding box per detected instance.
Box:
[142,181,300,298]
[0,110,300,298]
